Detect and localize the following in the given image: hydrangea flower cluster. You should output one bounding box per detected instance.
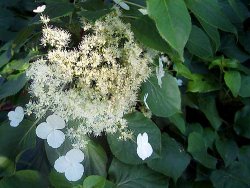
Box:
[26,10,154,149]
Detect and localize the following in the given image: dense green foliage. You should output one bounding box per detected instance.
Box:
[0,0,250,187]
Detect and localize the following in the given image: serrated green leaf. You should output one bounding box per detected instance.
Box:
[215,138,238,167]
[188,132,217,169]
[147,134,190,182]
[109,158,169,188]
[224,71,241,97]
[0,73,27,100]
[186,0,237,35]
[107,112,161,165]
[210,162,250,188]
[140,74,181,117]
[186,25,213,59]
[147,0,191,60]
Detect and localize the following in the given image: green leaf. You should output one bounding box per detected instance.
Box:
[239,75,250,97]
[187,74,220,93]
[185,0,237,34]
[130,16,179,61]
[187,132,217,169]
[0,157,15,177]
[220,35,250,63]
[0,73,27,100]
[238,146,250,171]
[147,134,190,182]
[198,96,222,130]
[228,0,249,22]
[224,71,241,97]
[215,138,238,167]
[210,162,250,188]
[168,113,186,134]
[197,17,220,52]
[186,25,213,59]
[147,0,191,60]
[49,170,73,188]
[107,112,161,165]
[0,119,36,159]
[0,50,11,69]
[77,9,112,22]
[109,158,169,188]
[83,175,115,188]
[140,74,181,117]
[234,105,250,139]
[0,170,47,188]
[174,62,193,80]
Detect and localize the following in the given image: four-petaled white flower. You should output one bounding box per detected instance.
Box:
[113,0,130,10]
[144,93,149,109]
[138,8,148,15]
[54,149,85,181]
[176,78,183,86]
[7,106,24,127]
[36,114,65,148]
[156,57,165,88]
[33,5,46,13]
[137,132,153,160]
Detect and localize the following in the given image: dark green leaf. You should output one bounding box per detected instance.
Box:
[210,162,250,188]
[186,25,213,59]
[147,134,190,182]
[215,138,238,167]
[228,0,249,22]
[224,71,241,97]
[187,132,217,169]
[234,105,250,139]
[49,170,73,188]
[109,158,169,188]
[168,113,186,134]
[0,157,15,177]
[107,112,161,165]
[140,74,181,117]
[239,75,250,97]
[186,0,237,34]
[77,9,112,22]
[147,0,191,59]
[238,146,250,171]
[83,175,115,188]
[0,73,27,100]
[0,170,47,188]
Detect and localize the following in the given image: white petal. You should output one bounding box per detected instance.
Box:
[176,79,183,86]
[54,156,70,173]
[46,114,66,130]
[36,122,53,139]
[113,0,130,10]
[15,106,24,121]
[138,8,148,15]
[8,111,16,121]
[33,5,46,13]
[137,133,143,145]
[137,143,153,160]
[142,132,149,143]
[66,149,84,163]
[143,93,149,109]
[10,120,20,127]
[65,163,84,181]
[47,130,65,148]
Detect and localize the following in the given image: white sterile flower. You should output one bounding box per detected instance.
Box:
[176,78,183,86]
[144,93,149,109]
[54,149,84,181]
[33,5,46,13]
[156,57,165,88]
[36,114,65,148]
[137,132,153,160]
[160,55,171,66]
[113,0,130,10]
[138,8,148,15]
[7,106,24,127]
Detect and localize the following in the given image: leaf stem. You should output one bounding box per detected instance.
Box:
[124,1,146,9]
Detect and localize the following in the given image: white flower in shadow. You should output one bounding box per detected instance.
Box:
[113,0,130,10]
[156,57,165,88]
[54,149,85,181]
[36,114,65,148]
[8,106,24,127]
[137,132,153,160]
[33,5,46,13]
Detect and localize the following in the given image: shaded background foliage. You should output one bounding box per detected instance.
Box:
[0,0,250,187]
